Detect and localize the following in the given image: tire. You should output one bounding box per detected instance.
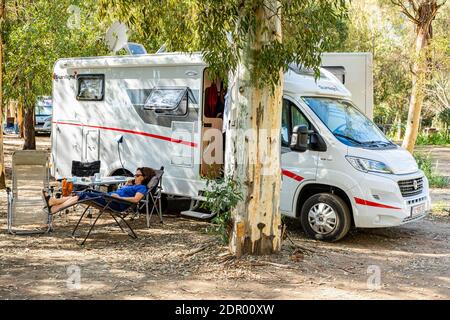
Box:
[300,193,351,242]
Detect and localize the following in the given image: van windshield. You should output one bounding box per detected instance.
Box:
[302,97,395,149]
[35,105,52,116]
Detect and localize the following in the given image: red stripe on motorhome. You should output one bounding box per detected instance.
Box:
[354,197,401,210]
[53,121,197,148]
[282,169,304,182]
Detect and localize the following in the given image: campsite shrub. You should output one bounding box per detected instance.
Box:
[201,177,243,244]
[414,153,449,188]
[416,132,450,145]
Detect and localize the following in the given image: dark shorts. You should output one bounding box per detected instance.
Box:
[75,191,130,212]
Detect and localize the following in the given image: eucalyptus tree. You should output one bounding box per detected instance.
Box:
[100,0,347,256]
[391,0,448,152]
[338,0,413,133]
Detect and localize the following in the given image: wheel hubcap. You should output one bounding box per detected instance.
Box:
[308,203,338,235]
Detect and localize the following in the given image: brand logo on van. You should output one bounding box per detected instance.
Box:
[413,179,419,190]
[53,74,77,80]
[318,84,338,91]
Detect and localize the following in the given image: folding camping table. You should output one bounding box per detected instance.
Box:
[71,176,130,189]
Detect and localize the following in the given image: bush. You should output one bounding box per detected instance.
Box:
[416,132,450,145]
[414,153,449,188]
[201,177,243,244]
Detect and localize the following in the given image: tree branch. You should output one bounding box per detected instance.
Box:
[408,0,418,12]
[262,0,282,21]
[391,0,420,24]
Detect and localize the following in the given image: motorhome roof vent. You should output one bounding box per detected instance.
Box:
[156,43,167,54]
[125,43,147,55]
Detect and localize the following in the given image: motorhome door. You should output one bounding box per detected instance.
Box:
[53,122,82,178]
[82,128,100,162]
[280,98,319,215]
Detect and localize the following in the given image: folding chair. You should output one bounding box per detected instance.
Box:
[6,150,52,234]
[70,193,139,245]
[71,160,101,192]
[137,166,164,228]
[71,160,101,177]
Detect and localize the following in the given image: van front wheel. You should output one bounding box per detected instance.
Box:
[300,193,351,242]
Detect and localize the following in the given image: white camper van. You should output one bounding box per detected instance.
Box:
[35,96,53,134]
[51,52,430,241]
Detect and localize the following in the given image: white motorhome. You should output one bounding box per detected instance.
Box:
[51,52,430,241]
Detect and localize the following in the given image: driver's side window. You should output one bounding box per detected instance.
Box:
[281,98,311,147]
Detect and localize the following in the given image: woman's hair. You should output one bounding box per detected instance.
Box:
[137,167,156,186]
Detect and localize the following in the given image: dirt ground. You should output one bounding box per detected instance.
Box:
[0,135,449,300]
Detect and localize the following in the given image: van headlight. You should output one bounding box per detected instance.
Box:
[346,156,393,174]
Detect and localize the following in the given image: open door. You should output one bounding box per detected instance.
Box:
[201,70,224,178]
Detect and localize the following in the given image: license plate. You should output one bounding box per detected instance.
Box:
[411,203,426,218]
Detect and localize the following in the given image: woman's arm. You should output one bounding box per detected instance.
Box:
[110,192,145,203]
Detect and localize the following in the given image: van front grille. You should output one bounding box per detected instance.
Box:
[398,177,424,198]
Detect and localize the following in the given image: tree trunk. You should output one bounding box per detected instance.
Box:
[23,81,36,150]
[0,0,6,189]
[227,2,283,257]
[17,98,24,138]
[401,1,441,153]
[23,99,36,150]
[402,26,429,153]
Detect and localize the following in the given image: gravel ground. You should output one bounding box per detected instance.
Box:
[0,134,448,300]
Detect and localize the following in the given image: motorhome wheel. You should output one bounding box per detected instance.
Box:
[300,193,351,242]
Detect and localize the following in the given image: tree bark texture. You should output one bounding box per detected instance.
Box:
[17,99,24,138]
[227,2,283,257]
[23,106,35,150]
[23,81,36,150]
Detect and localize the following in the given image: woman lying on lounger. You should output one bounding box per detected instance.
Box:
[44,167,156,214]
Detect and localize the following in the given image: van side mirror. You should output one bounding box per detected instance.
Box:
[290,125,312,152]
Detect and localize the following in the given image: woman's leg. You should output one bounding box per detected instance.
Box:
[51,195,80,214]
[50,190,105,214]
[48,196,73,206]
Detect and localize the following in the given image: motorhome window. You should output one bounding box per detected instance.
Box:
[144,88,190,116]
[281,101,290,146]
[126,89,153,107]
[322,66,346,84]
[77,75,105,101]
[291,106,310,129]
[282,99,311,147]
